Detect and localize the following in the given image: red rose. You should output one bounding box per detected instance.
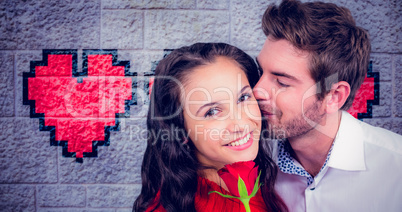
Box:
[209,161,261,212]
[218,161,259,197]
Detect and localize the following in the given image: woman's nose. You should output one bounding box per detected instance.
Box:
[225,106,253,134]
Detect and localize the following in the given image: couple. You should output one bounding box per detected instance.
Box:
[134,0,402,211]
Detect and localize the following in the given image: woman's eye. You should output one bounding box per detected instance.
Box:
[204,107,220,118]
[237,93,251,103]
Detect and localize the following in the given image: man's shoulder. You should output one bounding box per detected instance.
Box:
[360,120,402,155]
[341,111,402,155]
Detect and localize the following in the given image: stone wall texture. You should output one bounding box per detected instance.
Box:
[0,0,401,211]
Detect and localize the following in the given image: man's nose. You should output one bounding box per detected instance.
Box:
[253,78,271,101]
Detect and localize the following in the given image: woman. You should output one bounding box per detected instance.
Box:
[133,43,287,212]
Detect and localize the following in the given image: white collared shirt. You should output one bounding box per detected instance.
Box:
[273,111,402,212]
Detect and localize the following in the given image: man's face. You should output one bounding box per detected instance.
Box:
[254,37,326,139]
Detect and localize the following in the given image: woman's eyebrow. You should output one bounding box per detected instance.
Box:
[195,85,251,116]
[239,85,251,94]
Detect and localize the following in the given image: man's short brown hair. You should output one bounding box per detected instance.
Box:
[262,0,371,110]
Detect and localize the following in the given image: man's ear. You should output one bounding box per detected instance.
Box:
[324,81,350,113]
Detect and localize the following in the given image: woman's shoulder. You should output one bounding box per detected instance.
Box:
[145,191,166,212]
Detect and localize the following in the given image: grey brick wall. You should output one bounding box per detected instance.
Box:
[0,0,400,211]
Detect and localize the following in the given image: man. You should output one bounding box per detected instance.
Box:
[253,0,402,211]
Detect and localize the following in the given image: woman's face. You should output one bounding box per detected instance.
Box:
[182,56,261,170]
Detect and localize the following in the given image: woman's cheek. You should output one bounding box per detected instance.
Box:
[205,122,227,142]
[247,102,262,123]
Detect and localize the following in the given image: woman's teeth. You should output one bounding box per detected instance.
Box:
[228,133,251,147]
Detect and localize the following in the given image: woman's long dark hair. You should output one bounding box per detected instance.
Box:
[133,43,287,212]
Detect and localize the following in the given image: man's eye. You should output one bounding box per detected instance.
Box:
[277,79,289,87]
[204,107,220,118]
[237,93,251,103]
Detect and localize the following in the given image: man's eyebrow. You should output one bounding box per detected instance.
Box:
[271,71,299,82]
[255,58,263,76]
[195,102,219,116]
[256,57,299,82]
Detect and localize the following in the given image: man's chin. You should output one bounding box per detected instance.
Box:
[265,124,287,140]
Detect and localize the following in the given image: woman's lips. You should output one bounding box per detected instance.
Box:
[225,131,254,151]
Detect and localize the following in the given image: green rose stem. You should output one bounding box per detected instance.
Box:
[209,172,261,212]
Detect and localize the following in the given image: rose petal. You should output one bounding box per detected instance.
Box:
[228,161,255,171]
[218,161,258,197]
[229,161,256,193]
[218,171,240,196]
[225,164,240,176]
[226,162,251,178]
[247,166,259,194]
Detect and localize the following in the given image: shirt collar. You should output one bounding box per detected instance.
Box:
[276,111,366,184]
[277,140,311,179]
[327,111,366,171]
[277,138,334,186]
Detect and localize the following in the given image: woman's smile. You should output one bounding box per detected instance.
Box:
[225,131,253,148]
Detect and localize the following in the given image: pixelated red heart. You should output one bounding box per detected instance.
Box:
[347,62,379,119]
[23,50,133,162]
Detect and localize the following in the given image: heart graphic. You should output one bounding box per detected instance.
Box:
[23,50,136,162]
[347,62,379,119]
